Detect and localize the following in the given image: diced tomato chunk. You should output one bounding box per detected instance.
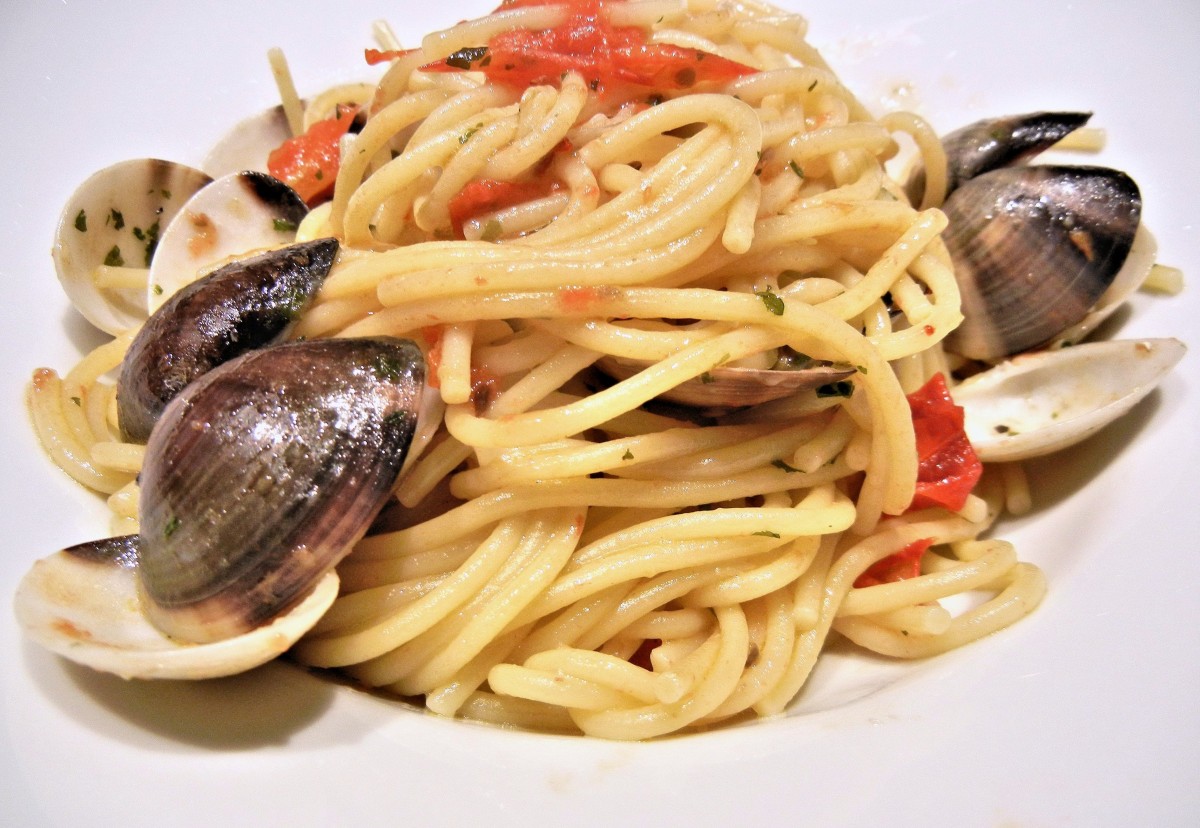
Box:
[854,538,934,589]
[267,105,357,205]
[447,178,555,238]
[906,373,982,512]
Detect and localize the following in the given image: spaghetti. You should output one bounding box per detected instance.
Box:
[27,0,1047,739]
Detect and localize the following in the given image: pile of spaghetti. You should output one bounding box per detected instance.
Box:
[31,0,1045,738]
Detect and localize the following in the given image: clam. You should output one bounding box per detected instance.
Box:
[14,537,339,680]
[117,237,338,442]
[596,354,856,408]
[53,159,213,334]
[202,103,298,179]
[146,170,309,310]
[954,338,1185,462]
[16,336,426,676]
[907,111,1093,204]
[942,164,1142,361]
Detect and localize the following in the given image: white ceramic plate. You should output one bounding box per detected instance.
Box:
[2,2,1196,825]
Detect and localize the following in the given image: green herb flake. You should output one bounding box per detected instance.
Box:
[622,449,635,461]
[807,79,819,92]
[273,217,298,233]
[771,458,802,473]
[131,219,161,265]
[163,516,181,538]
[103,245,125,267]
[108,208,125,230]
[755,287,785,316]
[161,189,171,199]
[460,123,483,144]
[445,45,488,70]
[372,353,404,382]
[74,209,87,232]
[816,381,854,398]
[856,364,868,374]
[699,371,715,384]
[70,396,82,406]
[788,160,804,179]
[753,530,781,538]
[152,284,163,296]
[480,219,504,242]
[315,169,324,181]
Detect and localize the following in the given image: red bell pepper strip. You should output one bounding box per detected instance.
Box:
[267,104,358,205]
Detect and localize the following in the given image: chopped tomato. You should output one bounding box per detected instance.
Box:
[906,373,982,512]
[364,47,418,65]
[447,178,556,238]
[424,0,756,97]
[267,104,358,205]
[854,538,934,589]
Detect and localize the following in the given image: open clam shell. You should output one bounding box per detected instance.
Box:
[138,337,425,644]
[14,537,339,680]
[147,170,309,310]
[53,159,213,334]
[953,338,1185,462]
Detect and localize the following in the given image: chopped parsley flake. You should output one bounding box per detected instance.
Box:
[103,245,124,267]
[788,160,804,179]
[372,353,404,382]
[273,218,298,233]
[70,396,81,406]
[753,530,781,538]
[74,209,87,232]
[130,219,161,265]
[152,284,163,295]
[699,371,715,384]
[622,449,634,461]
[108,208,124,230]
[771,458,802,473]
[163,516,181,538]
[755,287,785,316]
[480,219,504,242]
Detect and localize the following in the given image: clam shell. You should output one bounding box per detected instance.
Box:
[908,111,1091,204]
[53,159,213,334]
[117,237,339,442]
[942,165,1141,361]
[597,356,856,408]
[137,337,425,644]
[147,171,309,310]
[14,537,339,680]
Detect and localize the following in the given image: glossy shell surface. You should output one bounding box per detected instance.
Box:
[942,165,1141,361]
[117,238,338,442]
[138,337,425,644]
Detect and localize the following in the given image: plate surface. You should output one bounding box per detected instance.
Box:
[1,2,1196,825]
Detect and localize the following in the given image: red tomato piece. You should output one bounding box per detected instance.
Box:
[425,0,755,96]
[854,538,934,589]
[906,373,983,512]
[446,178,555,238]
[267,105,358,205]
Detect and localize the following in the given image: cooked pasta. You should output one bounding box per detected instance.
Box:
[27,0,1049,739]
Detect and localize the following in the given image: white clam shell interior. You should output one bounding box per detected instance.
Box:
[53,159,212,334]
[14,550,338,680]
[954,337,1186,462]
[147,172,306,311]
